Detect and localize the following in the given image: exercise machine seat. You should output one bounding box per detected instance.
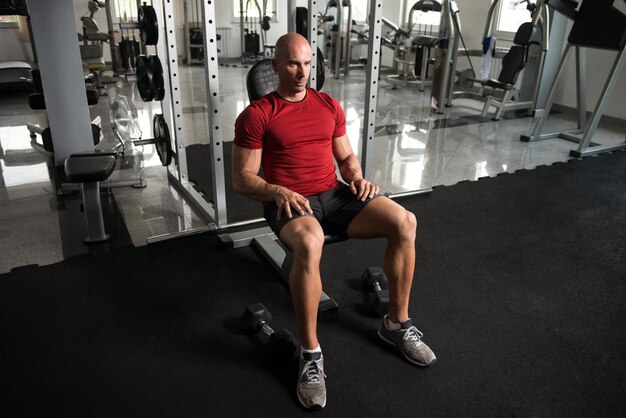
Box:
[28,90,99,109]
[482,22,538,90]
[64,154,116,184]
[246,60,278,102]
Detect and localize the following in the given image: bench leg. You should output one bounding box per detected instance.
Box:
[81,181,110,243]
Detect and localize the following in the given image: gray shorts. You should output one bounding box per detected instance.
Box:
[263,183,379,237]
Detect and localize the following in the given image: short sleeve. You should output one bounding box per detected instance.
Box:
[331,97,346,138]
[234,104,266,149]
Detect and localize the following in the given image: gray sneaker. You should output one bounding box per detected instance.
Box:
[378,315,437,367]
[297,351,327,409]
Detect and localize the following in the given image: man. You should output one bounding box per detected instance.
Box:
[232,33,436,410]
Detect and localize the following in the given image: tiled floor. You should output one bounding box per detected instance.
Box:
[1,62,624,274]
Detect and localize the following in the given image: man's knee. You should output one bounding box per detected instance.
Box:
[390,208,417,241]
[295,230,325,258]
[280,219,325,260]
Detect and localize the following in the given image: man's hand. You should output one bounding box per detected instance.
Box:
[350,178,379,201]
[273,186,313,220]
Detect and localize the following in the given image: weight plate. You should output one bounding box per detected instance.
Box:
[152,114,172,166]
[138,5,159,45]
[457,68,476,89]
[135,55,154,102]
[316,48,325,90]
[149,55,165,101]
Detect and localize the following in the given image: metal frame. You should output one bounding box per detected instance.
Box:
[308,0,319,90]
[521,42,626,158]
[136,0,221,238]
[149,1,430,312]
[361,0,383,179]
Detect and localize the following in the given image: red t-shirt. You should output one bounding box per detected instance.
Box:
[234,87,345,198]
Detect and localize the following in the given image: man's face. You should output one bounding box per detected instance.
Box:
[273,41,311,95]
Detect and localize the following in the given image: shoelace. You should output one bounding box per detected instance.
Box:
[403,326,424,346]
[302,360,326,384]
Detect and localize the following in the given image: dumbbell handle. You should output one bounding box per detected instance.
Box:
[258,322,275,337]
[372,282,383,292]
[134,138,156,145]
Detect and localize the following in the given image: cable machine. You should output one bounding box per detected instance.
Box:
[239,0,272,63]
[184,0,205,65]
[385,0,442,91]
[431,0,554,120]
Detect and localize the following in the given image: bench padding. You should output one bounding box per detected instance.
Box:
[64,155,116,183]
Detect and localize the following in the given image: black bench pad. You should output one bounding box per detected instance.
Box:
[64,155,116,183]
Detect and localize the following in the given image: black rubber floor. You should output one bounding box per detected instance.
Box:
[1,151,625,417]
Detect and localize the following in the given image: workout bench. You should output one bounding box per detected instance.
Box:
[64,152,117,243]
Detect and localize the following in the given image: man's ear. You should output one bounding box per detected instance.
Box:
[271,59,277,72]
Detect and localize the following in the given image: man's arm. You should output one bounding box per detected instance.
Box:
[232,144,312,219]
[332,134,379,200]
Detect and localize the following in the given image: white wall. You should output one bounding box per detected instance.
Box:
[0,17,34,62]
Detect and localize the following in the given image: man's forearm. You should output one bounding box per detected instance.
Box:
[338,153,364,184]
[233,172,283,202]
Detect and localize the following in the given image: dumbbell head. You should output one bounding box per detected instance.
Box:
[269,328,297,358]
[372,292,390,318]
[361,267,388,290]
[361,267,390,317]
[242,303,272,333]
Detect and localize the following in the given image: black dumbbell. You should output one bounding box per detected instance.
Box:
[361,267,390,317]
[241,303,297,358]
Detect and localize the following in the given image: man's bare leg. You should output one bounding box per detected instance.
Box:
[347,197,417,323]
[348,196,436,367]
[279,216,325,349]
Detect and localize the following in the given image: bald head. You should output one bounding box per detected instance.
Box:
[274,33,311,62]
[271,33,312,101]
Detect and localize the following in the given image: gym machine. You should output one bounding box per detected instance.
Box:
[184,0,204,64]
[78,0,119,90]
[239,0,273,63]
[521,0,626,158]
[183,0,222,65]
[480,0,557,120]
[321,0,353,78]
[430,0,556,120]
[385,0,442,91]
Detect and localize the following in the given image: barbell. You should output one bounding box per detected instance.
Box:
[133,114,173,167]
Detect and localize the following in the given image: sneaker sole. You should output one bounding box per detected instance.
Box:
[297,390,326,410]
[377,330,437,367]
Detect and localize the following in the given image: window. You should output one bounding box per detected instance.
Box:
[234,0,276,20]
[351,1,369,23]
[405,3,441,31]
[0,15,19,28]
[494,0,534,37]
[110,0,137,23]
